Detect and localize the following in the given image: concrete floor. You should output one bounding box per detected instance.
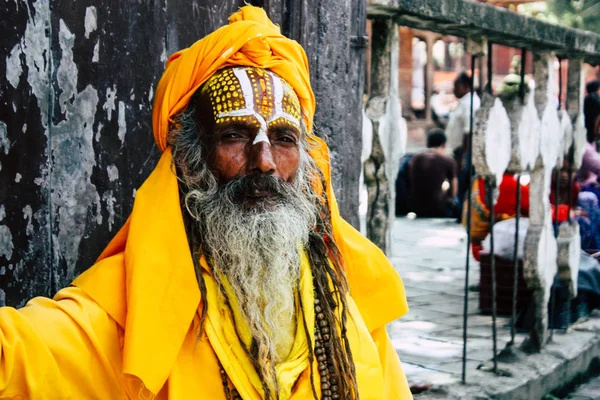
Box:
[387,217,600,399]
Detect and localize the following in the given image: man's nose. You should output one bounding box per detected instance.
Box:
[249,141,277,175]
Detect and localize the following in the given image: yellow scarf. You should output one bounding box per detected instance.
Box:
[203,251,314,400]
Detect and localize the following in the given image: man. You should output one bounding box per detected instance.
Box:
[409,129,458,218]
[586,79,600,99]
[445,71,481,155]
[0,6,412,400]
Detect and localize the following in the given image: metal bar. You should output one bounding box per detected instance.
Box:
[519,48,527,103]
[486,177,498,373]
[487,42,493,94]
[557,58,563,110]
[549,169,560,340]
[554,169,561,236]
[510,175,521,345]
[567,147,574,222]
[462,55,477,384]
[566,146,574,328]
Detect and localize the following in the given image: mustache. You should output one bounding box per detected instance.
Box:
[222,174,294,203]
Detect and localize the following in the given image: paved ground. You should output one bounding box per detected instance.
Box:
[386,216,600,399]
[387,217,515,387]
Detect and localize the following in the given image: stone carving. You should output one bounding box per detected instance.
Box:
[364,20,407,253]
[365,96,390,252]
[522,52,562,351]
[505,81,539,174]
[472,92,512,187]
[566,58,588,171]
[557,222,580,299]
[553,58,588,308]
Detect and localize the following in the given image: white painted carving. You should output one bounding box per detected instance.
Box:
[518,88,541,172]
[558,110,573,168]
[572,113,587,170]
[472,93,511,193]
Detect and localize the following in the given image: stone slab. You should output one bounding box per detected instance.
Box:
[367,0,600,65]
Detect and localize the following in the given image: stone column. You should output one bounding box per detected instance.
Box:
[398,26,413,118]
[364,18,407,253]
[556,57,587,300]
[423,32,436,122]
[522,52,562,352]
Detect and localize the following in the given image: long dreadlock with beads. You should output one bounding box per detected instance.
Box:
[167,87,359,400]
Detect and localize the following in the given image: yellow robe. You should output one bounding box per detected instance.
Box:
[0,6,412,399]
[0,150,411,399]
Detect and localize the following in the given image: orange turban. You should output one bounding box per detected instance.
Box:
[152,6,315,151]
[73,6,407,396]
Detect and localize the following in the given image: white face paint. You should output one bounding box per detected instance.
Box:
[266,71,300,128]
[217,68,271,145]
[213,68,302,146]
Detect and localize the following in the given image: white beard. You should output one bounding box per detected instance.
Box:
[186,170,318,385]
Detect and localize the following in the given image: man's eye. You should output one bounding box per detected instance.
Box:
[276,136,296,143]
[221,131,246,140]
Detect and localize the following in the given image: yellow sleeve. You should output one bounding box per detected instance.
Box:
[0,286,124,399]
[371,326,413,400]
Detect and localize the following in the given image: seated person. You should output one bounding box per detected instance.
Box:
[579,92,600,199]
[408,129,459,218]
[464,172,530,261]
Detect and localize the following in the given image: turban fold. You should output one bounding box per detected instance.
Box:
[74,6,407,398]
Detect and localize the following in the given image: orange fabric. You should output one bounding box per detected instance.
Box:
[0,5,409,399]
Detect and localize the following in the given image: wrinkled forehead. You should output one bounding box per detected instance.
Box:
[200,67,302,131]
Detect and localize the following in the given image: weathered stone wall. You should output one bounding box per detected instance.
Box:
[0,0,366,306]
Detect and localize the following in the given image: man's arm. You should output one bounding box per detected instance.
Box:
[0,287,124,399]
[451,177,458,197]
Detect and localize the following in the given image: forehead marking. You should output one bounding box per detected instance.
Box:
[216,68,270,145]
[266,71,301,128]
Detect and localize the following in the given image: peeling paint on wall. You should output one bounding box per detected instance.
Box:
[103,85,117,121]
[17,0,51,129]
[107,164,119,182]
[84,6,97,39]
[94,122,103,142]
[51,19,100,278]
[6,45,23,89]
[22,205,33,236]
[117,101,126,144]
[102,191,116,231]
[0,122,9,154]
[92,40,100,62]
[0,226,14,261]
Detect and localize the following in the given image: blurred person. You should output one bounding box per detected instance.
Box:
[586,79,600,99]
[409,129,459,218]
[579,93,600,199]
[445,72,481,155]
